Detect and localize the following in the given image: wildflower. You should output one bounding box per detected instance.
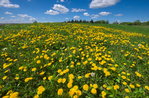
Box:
[101,91,106,97]
[31,68,37,71]
[34,94,39,98]
[24,77,33,82]
[93,84,98,89]
[83,84,89,91]
[144,86,149,90]
[2,96,9,98]
[136,84,141,87]
[91,72,95,77]
[48,76,53,80]
[114,85,119,90]
[73,95,78,98]
[69,74,74,79]
[39,71,45,75]
[2,76,7,80]
[129,84,135,88]
[67,83,72,88]
[122,82,127,85]
[36,60,41,64]
[62,78,66,83]
[57,88,63,95]
[10,92,19,98]
[37,86,45,95]
[135,72,142,77]
[91,88,97,94]
[121,76,127,79]
[125,88,130,93]
[77,76,82,79]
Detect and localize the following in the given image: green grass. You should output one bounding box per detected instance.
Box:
[78,23,149,35]
[0,23,149,98]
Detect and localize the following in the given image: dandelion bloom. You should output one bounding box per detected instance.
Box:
[83,84,89,91]
[57,88,63,95]
[114,85,119,90]
[91,88,97,94]
[37,86,45,95]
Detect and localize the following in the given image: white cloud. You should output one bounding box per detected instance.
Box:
[90,0,119,8]
[11,16,16,17]
[0,0,20,8]
[0,17,5,20]
[99,12,111,16]
[83,12,90,16]
[90,14,100,19]
[18,14,36,22]
[71,8,86,12]
[73,16,80,20]
[44,10,60,15]
[4,11,12,15]
[53,4,69,13]
[115,13,123,16]
[60,0,64,2]
[65,18,69,20]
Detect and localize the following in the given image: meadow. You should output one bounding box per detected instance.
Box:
[0,23,149,98]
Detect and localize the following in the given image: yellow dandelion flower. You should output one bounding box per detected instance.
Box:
[101,91,106,97]
[67,82,72,88]
[48,76,53,80]
[114,85,119,90]
[91,88,97,94]
[83,84,89,91]
[36,60,41,64]
[31,68,37,71]
[57,88,63,96]
[129,84,135,88]
[125,88,130,93]
[10,92,19,98]
[144,86,149,90]
[37,86,45,95]
[93,84,98,89]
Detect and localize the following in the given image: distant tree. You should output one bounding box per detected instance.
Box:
[90,19,94,23]
[79,20,82,23]
[113,21,119,24]
[71,20,74,23]
[33,20,38,23]
[143,21,149,25]
[95,20,109,24]
[133,20,141,25]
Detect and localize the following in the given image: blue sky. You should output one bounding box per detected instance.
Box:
[0,0,149,23]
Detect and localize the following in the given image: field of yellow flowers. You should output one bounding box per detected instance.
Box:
[0,23,149,98]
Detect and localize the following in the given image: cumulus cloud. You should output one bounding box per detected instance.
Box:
[99,11,111,16]
[44,10,60,15]
[65,17,69,20]
[115,13,123,16]
[18,14,36,21]
[4,11,12,15]
[45,4,69,15]
[73,16,80,20]
[53,4,69,13]
[90,0,120,8]
[0,0,20,8]
[71,8,86,12]
[83,12,90,16]
[11,16,16,18]
[0,17,5,20]
[60,0,64,2]
[90,14,100,19]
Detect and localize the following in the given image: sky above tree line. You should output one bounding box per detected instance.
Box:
[0,0,149,23]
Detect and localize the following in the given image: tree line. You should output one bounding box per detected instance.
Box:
[64,20,149,25]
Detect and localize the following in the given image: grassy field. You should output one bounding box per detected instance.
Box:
[0,23,149,98]
[80,23,149,36]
